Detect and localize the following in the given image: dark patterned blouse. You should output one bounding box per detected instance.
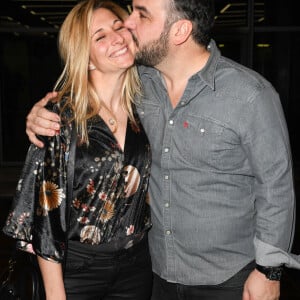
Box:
[3,101,152,262]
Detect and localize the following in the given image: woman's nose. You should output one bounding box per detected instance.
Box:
[111,32,124,44]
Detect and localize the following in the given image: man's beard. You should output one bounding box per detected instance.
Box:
[135,29,170,67]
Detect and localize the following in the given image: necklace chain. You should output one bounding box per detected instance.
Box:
[100,105,118,133]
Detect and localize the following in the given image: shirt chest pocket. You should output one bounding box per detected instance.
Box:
[136,101,161,144]
[177,115,246,171]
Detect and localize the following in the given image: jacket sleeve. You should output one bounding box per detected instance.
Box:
[3,103,73,263]
[241,84,300,268]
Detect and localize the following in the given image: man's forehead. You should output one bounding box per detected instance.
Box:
[132,0,165,10]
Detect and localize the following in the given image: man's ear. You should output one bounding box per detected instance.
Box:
[171,19,193,45]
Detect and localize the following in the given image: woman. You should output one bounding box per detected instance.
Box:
[3,1,152,299]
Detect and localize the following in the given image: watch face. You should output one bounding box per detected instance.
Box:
[256,264,283,281]
[267,269,283,281]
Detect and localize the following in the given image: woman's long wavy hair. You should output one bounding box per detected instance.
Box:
[53,0,141,144]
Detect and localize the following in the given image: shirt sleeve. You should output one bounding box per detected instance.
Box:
[240,84,300,268]
[32,130,69,262]
[3,103,72,263]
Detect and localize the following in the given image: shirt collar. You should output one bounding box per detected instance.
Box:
[195,39,220,91]
[137,39,221,91]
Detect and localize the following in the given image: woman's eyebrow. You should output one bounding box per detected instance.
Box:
[91,19,122,37]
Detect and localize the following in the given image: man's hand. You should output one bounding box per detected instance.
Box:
[26,91,61,148]
[243,269,280,300]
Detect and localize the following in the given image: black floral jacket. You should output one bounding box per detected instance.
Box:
[3,100,151,262]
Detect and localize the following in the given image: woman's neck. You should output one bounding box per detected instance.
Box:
[90,71,125,111]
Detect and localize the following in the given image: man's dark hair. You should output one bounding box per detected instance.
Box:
[171,0,215,46]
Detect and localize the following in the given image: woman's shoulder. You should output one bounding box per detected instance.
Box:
[45,96,73,124]
[43,96,74,143]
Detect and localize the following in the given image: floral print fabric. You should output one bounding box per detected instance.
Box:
[3,101,151,262]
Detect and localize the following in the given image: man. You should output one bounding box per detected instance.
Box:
[26,0,300,299]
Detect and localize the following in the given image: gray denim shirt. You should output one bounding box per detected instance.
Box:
[136,39,300,285]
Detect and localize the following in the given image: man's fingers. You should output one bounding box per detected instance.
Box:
[25,92,61,148]
[42,91,59,104]
[34,112,60,130]
[242,290,250,300]
[26,130,44,148]
[26,117,58,136]
[33,93,60,122]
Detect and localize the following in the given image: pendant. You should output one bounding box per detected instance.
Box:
[109,118,116,126]
[108,118,117,133]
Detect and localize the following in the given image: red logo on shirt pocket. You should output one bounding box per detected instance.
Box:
[183,121,189,128]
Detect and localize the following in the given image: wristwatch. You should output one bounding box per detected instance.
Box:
[255,264,283,281]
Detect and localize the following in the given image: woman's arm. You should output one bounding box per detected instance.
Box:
[37,256,66,300]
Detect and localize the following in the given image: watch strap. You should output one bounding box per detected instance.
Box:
[255,264,283,281]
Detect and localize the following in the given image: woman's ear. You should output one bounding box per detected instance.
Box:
[171,19,193,45]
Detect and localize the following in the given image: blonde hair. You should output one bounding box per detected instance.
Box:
[54,0,141,143]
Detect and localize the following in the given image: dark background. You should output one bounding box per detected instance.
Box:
[0,1,299,298]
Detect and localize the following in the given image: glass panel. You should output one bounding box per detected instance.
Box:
[214,34,249,65]
[287,33,300,164]
[255,0,300,26]
[0,34,60,162]
[214,0,248,28]
[3,0,76,34]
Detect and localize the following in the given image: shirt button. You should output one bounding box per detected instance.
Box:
[164,148,169,153]
[165,203,170,208]
[169,120,174,125]
[164,175,169,180]
[180,101,185,105]
[140,111,145,115]
[166,230,171,235]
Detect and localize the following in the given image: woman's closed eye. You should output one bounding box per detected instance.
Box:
[115,25,125,31]
[96,35,105,41]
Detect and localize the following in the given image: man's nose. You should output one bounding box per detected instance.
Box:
[124,14,136,30]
